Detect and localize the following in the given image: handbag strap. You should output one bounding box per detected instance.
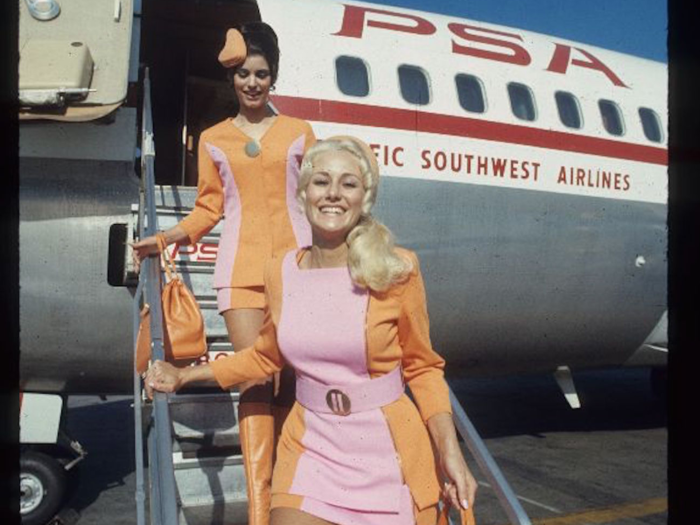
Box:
[155,232,178,282]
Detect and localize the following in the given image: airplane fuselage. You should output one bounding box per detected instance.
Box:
[19,0,667,394]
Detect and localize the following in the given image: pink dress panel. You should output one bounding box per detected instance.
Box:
[276,251,406,517]
[204,143,242,290]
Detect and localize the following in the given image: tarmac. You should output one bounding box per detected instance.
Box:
[59,366,668,525]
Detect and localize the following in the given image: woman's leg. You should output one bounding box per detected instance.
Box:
[271,507,336,525]
[223,308,273,525]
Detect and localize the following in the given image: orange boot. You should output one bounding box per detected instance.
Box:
[238,402,275,525]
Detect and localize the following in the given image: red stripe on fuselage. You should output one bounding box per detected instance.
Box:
[272,95,668,166]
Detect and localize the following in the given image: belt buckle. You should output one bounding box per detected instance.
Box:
[326,389,351,416]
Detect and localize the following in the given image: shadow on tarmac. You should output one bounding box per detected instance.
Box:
[448,366,667,439]
[62,397,138,521]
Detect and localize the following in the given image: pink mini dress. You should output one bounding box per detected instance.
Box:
[274,250,416,525]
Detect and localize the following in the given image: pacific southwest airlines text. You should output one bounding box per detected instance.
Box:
[371,143,632,192]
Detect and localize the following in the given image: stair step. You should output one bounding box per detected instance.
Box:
[207,341,233,353]
[175,440,241,455]
[197,343,236,362]
[170,392,241,448]
[173,451,244,470]
[169,392,241,404]
[152,185,199,209]
[135,187,253,525]
[179,494,248,525]
[173,452,247,505]
[200,307,228,340]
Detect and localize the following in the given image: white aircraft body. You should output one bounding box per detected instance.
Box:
[263,0,668,377]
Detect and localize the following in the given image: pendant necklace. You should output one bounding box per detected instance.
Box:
[233,115,270,158]
[244,140,261,157]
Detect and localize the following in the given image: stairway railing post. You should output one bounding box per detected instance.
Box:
[133,67,179,525]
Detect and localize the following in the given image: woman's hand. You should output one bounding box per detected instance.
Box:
[439,446,478,511]
[144,359,217,398]
[427,412,478,511]
[130,235,160,273]
[144,360,184,399]
[131,227,189,273]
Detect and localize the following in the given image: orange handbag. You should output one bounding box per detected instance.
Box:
[437,500,476,525]
[135,233,207,374]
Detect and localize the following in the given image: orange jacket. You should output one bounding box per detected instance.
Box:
[179,115,316,288]
[210,248,452,509]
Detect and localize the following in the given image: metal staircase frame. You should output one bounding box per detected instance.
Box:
[133,68,179,525]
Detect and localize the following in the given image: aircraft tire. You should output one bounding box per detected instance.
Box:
[20,451,67,525]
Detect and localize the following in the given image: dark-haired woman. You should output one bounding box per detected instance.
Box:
[132,22,316,525]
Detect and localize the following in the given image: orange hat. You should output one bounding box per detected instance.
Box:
[325,135,380,179]
[218,29,247,68]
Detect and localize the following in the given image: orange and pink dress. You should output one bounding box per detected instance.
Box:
[178,114,316,311]
[210,248,452,525]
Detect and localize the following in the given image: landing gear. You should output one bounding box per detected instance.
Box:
[20,451,67,525]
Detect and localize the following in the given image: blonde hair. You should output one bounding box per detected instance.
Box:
[297,138,413,292]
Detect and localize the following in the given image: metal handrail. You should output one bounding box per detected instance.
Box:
[448,388,532,525]
[133,277,146,525]
[132,67,179,525]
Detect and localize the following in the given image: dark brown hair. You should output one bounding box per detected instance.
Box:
[226,21,280,86]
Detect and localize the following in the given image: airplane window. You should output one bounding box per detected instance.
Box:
[639,107,663,143]
[398,65,430,105]
[455,74,486,113]
[555,91,582,129]
[507,83,536,121]
[599,100,624,136]
[335,56,370,97]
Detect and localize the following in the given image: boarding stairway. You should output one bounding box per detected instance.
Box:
[132,70,250,525]
[132,70,532,525]
[133,185,250,525]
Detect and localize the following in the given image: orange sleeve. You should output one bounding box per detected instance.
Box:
[178,136,224,244]
[398,252,452,422]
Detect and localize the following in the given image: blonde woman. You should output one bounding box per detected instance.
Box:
[132,22,315,525]
[145,137,478,525]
